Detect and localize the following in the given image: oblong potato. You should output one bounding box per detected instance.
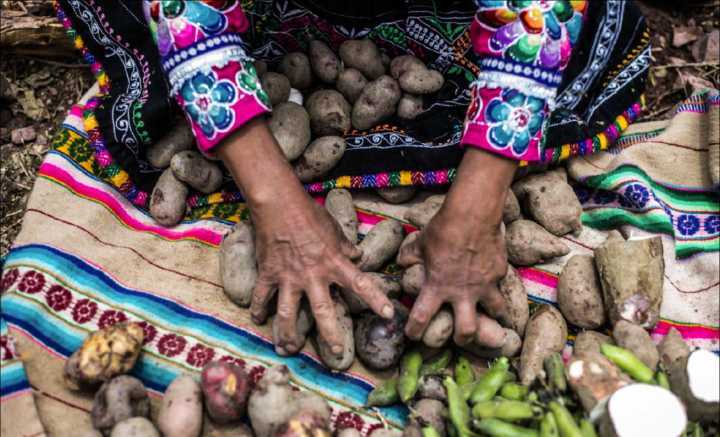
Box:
[352,75,401,130]
[294,136,346,182]
[260,72,291,106]
[336,68,368,104]
[219,222,257,307]
[170,150,223,194]
[157,374,203,437]
[150,168,188,227]
[397,93,423,119]
[279,52,312,89]
[268,102,311,161]
[306,90,351,136]
[309,40,340,83]
[339,39,385,80]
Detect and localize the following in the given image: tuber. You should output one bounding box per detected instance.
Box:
[355,301,408,370]
[260,72,291,106]
[109,417,159,437]
[357,218,404,271]
[505,220,570,266]
[324,188,358,244]
[377,186,417,204]
[339,39,385,80]
[268,102,311,161]
[404,195,445,229]
[157,374,203,437]
[92,376,151,435]
[279,52,312,89]
[336,68,368,104]
[519,305,567,385]
[200,361,250,424]
[612,320,659,370]
[352,75,401,130]
[497,266,529,336]
[146,122,194,169]
[150,168,188,227]
[219,221,257,307]
[315,298,355,371]
[557,255,605,329]
[308,40,340,83]
[293,136,346,182]
[306,89,351,136]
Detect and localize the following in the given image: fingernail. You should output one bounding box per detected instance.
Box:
[382,304,394,319]
[331,344,343,355]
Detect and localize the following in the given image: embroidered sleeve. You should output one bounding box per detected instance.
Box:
[462,0,587,162]
[144,0,270,154]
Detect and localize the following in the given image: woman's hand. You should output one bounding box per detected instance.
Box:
[398,148,517,346]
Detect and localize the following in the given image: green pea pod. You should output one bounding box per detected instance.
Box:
[473,418,539,437]
[656,369,671,390]
[600,344,654,383]
[540,412,559,437]
[472,400,535,421]
[500,383,529,401]
[367,377,399,407]
[448,422,458,437]
[502,372,517,383]
[421,350,453,376]
[422,426,441,437]
[685,422,704,437]
[461,381,480,401]
[398,350,423,403]
[548,401,583,437]
[456,355,476,387]
[470,357,510,404]
[444,376,473,437]
[544,353,567,393]
[527,392,539,403]
[579,419,597,437]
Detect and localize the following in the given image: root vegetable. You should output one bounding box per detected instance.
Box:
[253,60,268,77]
[92,376,150,435]
[404,195,445,228]
[557,255,605,329]
[658,327,690,369]
[357,218,404,271]
[566,352,630,415]
[371,430,403,437]
[377,186,417,204]
[612,320,659,370]
[170,150,223,194]
[339,428,363,437]
[398,349,423,403]
[411,399,447,437]
[201,361,250,424]
[594,235,664,329]
[503,190,522,224]
[274,410,331,437]
[336,68,368,103]
[64,322,144,390]
[110,418,159,437]
[519,305,567,385]
[599,384,687,437]
[422,309,454,349]
[497,266,529,336]
[338,39,385,80]
[219,221,257,307]
[146,122,194,168]
[573,331,613,355]
[309,40,340,83]
[150,168,188,227]
[505,220,570,266]
[463,328,522,359]
[402,264,425,296]
[306,90,351,136]
[355,301,408,370]
[324,188,358,244]
[367,378,399,407]
[279,52,312,89]
[315,298,354,371]
[340,273,401,314]
[260,72,291,106]
[157,374,203,437]
[417,374,448,403]
[272,304,313,356]
[668,349,720,422]
[352,75,401,130]
[398,68,444,95]
[390,56,425,79]
[476,313,510,349]
[268,102,311,161]
[293,135,346,182]
[397,93,423,119]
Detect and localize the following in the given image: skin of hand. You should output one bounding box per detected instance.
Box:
[397,148,517,346]
[217,117,394,355]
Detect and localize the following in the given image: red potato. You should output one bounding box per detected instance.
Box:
[200,361,250,424]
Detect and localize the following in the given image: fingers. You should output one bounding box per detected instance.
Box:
[334,257,394,319]
[340,240,362,261]
[480,284,509,327]
[453,298,478,346]
[475,312,507,348]
[274,283,302,353]
[306,280,343,355]
[404,287,443,340]
[397,236,423,267]
[250,277,277,324]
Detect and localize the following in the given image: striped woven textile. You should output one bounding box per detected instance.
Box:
[1,91,718,436]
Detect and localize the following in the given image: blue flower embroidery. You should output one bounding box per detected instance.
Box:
[181,71,237,138]
[181,1,227,35]
[677,214,700,236]
[485,89,544,156]
[704,215,720,234]
[593,190,616,205]
[620,183,650,209]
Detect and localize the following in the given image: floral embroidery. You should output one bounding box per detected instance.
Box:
[158,333,187,357]
[181,70,237,138]
[704,215,720,234]
[0,335,16,361]
[1,268,19,292]
[137,321,158,345]
[186,343,216,367]
[620,183,650,209]
[46,285,72,311]
[72,298,99,324]
[248,365,266,388]
[335,411,364,430]
[593,190,616,205]
[236,61,270,108]
[484,88,544,155]
[18,271,45,294]
[219,355,246,369]
[98,309,128,329]
[677,214,701,236]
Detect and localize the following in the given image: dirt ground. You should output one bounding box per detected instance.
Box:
[1,1,719,259]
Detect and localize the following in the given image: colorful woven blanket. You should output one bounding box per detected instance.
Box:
[1,90,718,436]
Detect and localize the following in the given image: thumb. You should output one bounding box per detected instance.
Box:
[397,235,423,267]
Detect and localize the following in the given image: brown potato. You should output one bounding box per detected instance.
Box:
[352,75,401,130]
[146,121,194,169]
[376,186,417,204]
[397,93,423,119]
[279,52,312,89]
[260,72,291,106]
[505,220,570,266]
[150,168,188,227]
[268,102,311,161]
[110,417,159,437]
[294,136,346,182]
[398,69,444,95]
[503,189,522,224]
[309,40,340,83]
[573,330,613,355]
[658,327,690,369]
[404,195,445,229]
[306,90,351,136]
[315,298,354,371]
[498,266,529,336]
[557,255,605,329]
[336,68,368,104]
[170,150,223,194]
[401,264,425,296]
[357,218,404,271]
[338,39,385,80]
[157,374,203,437]
[253,60,268,77]
[324,188,358,244]
[519,305,567,385]
[422,308,453,349]
[272,304,314,356]
[612,320,659,370]
[390,56,425,79]
[340,272,401,314]
[219,222,257,307]
[92,376,151,435]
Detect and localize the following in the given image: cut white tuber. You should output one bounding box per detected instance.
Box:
[600,384,687,437]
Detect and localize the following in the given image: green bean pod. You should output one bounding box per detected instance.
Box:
[544,353,567,393]
[367,377,399,407]
[455,355,476,387]
[685,422,704,437]
[444,376,473,437]
[421,349,453,376]
[502,372,517,383]
[473,418,539,437]
[470,357,510,404]
[472,400,535,421]
[500,382,529,401]
[422,426,441,437]
[548,401,583,437]
[656,369,670,390]
[540,412,559,437]
[579,419,597,437]
[600,343,654,383]
[398,350,423,403]
[461,381,480,401]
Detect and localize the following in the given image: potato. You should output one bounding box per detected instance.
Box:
[146,121,194,168]
[475,312,509,349]
[512,167,582,236]
[79,429,104,437]
[324,188,358,244]
[110,418,159,437]
[390,56,425,79]
[201,361,250,424]
[463,328,522,359]
[157,374,203,437]
[401,264,425,296]
[338,428,363,437]
[336,68,368,104]
[268,102,311,161]
[355,301,408,370]
[170,150,223,194]
[573,330,613,355]
[505,220,570,266]
[422,309,453,349]
[92,376,150,435]
[398,69,444,95]
[260,72,291,106]
[64,322,144,390]
[150,168,188,227]
[503,189,522,224]
[612,320,659,370]
[309,40,340,83]
[272,303,314,356]
[340,273,401,314]
[410,399,446,436]
[306,90,351,136]
[519,305,567,385]
[253,60,268,77]
[404,195,445,228]
[376,186,417,204]
[557,255,605,329]
[397,93,423,119]
[293,136,346,182]
[658,327,690,369]
[357,218,404,271]
[219,221,257,307]
[371,429,402,437]
[203,421,254,437]
[315,298,355,371]
[274,410,332,437]
[417,374,448,403]
[497,266,529,336]
[566,352,630,413]
[338,39,385,80]
[352,75,401,130]
[279,52,312,89]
